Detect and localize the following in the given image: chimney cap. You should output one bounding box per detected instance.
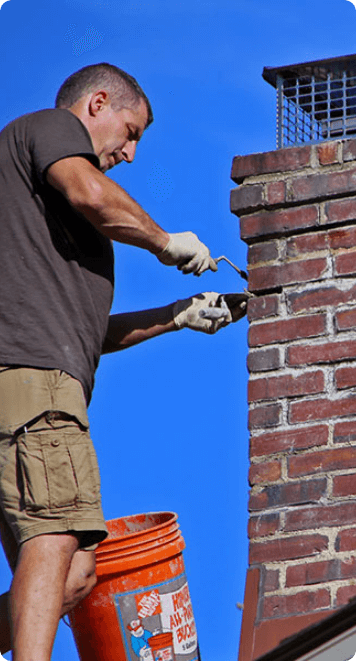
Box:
[263,53,356,89]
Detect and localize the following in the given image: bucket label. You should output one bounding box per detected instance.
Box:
[113,572,199,661]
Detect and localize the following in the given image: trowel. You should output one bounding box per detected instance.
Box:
[199,255,252,323]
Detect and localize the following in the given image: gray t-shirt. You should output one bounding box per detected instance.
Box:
[0,109,114,403]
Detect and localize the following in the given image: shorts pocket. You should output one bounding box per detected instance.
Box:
[17,428,101,512]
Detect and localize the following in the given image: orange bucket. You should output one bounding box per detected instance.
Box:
[69,512,200,661]
[148,631,175,660]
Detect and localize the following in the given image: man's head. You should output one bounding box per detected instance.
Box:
[55,63,153,126]
[127,619,144,638]
[55,63,153,173]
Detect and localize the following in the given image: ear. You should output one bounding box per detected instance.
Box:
[88,90,111,117]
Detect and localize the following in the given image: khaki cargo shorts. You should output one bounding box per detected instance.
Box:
[0,366,108,566]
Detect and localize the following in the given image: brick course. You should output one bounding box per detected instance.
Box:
[239,205,319,243]
[248,257,327,292]
[249,314,326,347]
[250,425,329,457]
[249,534,329,565]
[248,370,325,403]
[262,589,330,619]
[231,145,312,184]
[249,478,327,511]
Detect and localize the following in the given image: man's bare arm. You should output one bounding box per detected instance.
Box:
[46,156,169,254]
[102,305,177,354]
[46,157,215,274]
[102,292,248,353]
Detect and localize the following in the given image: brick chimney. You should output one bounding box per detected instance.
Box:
[232,139,356,660]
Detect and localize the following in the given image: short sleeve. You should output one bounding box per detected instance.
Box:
[28,109,100,184]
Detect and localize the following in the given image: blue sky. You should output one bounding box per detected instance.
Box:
[0,0,355,660]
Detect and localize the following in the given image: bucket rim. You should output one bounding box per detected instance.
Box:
[100,511,179,547]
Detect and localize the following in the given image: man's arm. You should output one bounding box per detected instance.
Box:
[102,292,248,354]
[46,156,169,254]
[102,305,177,354]
[46,157,216,274]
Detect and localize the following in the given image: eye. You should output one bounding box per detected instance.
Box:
[127,125,140,141]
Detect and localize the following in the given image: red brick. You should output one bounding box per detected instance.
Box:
[334,420,356,444]
[343,139,356,162]
[249,258,327,292]
[248,241,279,265]
[230,184,264,214]
[285,502,356,532]
[288,285,356,314]
[240,206,319,243]
[335,366,356,390]
[289,170,356,204]
[249,315,326,348]
[248,371,324,403]
[336,584,356,607]
[289,446,356,477]
[249,460,282,485]
[266,181,286,206]
[250,425,329,457]
[249,403,282,430]
[334,250,356,277]
[247,294,280,321]
[248,490,268,511]
[247,347,281,373]
[335,308,356,332]
[249,478,327,512]
[262,568,280,592]
[290,395,356,424]
[318,142,339,165]
[262,589,330,619]
[249,534,329,564]
[326,197,356,225]
[329,225,356,250]
[335,527,356,552]
[287,340,356,367]
[286,560,339,587]
[286,232,328,258]
[248,513,280,539]
[333,473,356,497]
[231,145,311,184]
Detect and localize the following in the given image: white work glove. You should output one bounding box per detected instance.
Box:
[157,232,218,276]
[173,292,248,334]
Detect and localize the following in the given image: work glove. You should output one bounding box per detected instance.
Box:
[173,292,248,334]
[157,231,218,276]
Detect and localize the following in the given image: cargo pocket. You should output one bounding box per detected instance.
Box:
[17,428,101,512]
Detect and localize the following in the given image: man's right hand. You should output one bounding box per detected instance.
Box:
[156,231,218,276]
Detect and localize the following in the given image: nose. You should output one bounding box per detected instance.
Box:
[122,141,137,163]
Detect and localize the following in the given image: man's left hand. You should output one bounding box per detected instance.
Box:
[173,291,248,334]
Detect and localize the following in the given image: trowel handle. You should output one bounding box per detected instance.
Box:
[212,256,248,281]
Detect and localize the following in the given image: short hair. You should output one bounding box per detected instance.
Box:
[55,63,153,126]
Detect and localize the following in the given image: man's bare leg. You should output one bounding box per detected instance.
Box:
[0,545,97,656]
[9,533,79,661]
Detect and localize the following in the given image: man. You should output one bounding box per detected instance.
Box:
[0,63,246,661]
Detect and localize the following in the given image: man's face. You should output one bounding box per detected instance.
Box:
[92,97,148,173]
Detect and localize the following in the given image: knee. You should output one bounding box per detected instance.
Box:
[62,551,97,613]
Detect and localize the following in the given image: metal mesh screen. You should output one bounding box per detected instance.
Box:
[276,71,356,148]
